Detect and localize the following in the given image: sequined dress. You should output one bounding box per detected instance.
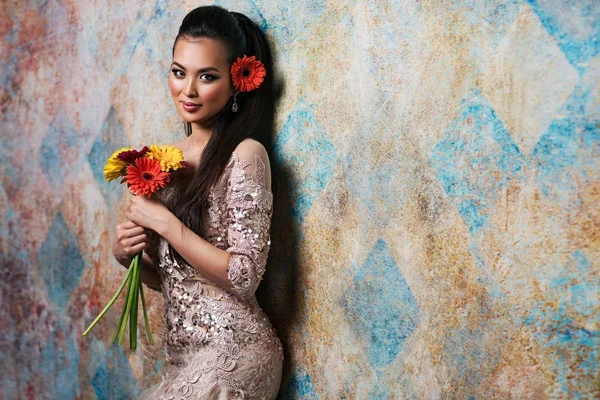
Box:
[140,148,284,399]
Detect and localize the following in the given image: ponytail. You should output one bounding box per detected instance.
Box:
[229,11,274,148]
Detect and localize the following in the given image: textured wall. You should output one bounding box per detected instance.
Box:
[1,0,599,399]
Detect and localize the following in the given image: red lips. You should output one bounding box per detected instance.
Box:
[181,101,201,112]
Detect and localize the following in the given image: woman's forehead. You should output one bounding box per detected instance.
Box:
[173,38,229,69]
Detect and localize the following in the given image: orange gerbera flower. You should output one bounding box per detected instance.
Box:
[231,55,266,92]
[125,157,170,197]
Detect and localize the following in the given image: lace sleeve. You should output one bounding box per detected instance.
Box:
[225,150,273,301]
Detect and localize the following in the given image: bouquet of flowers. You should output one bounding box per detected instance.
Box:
[82,144,186,350]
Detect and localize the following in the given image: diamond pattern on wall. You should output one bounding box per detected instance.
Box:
[341,239,419,369]
[39,319,80,398]
[2,1,599,398]
[481,3,579,156]
[37,211,86,311]
[87,106,130,209]
[526,0,600,73]
[531,82,600,202]
[91,342,140,399]
[272,101,336,224]
[430,90,525,234]
[39,108,85,192]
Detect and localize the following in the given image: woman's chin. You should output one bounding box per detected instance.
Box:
[181,114,205,123]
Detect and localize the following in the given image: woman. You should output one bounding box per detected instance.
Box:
[111,5,283,399]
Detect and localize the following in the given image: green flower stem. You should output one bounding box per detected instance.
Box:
[112,259,135,344]
[133,252,143,349]
[82,264,134,337]
[112,273,131,344]
[82,250,154,351]
[118,253,140,346]
[140,280,154,345]
[130,253,141,350]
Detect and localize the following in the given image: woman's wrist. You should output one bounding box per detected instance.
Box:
[156,212,181,240]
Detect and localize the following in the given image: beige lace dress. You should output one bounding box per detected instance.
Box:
[140,150,284,399]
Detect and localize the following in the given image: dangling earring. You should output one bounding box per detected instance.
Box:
[231,95,238,112]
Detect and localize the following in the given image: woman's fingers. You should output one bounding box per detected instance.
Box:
[117,223,146,238]
[113,221,148,267]
[119,220,138,229]
[128,241,147,254]
[126,225,146,237]
[126,233,148,248]
[120,234,147,255]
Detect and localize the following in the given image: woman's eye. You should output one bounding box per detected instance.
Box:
[200,74,217,81]
[171,69,184,78]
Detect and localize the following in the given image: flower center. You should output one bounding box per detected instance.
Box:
[142,172,154,181]
[242,69,251,77]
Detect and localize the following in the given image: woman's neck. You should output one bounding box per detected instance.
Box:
[189,122,212,146]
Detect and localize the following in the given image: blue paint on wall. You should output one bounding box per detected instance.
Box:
[37,211,86,312]
[527,0,600,73]
[341,239,419,368]
[40,108,84,191]
[524,250,599,399]
[39,319,81,398]
[531,83,600,204]
[278,367,320,400]
[368,384,390,400]
[430,90,525,233]
[272,100,336,224]
[91,343,140,399]
[87,106,130,209]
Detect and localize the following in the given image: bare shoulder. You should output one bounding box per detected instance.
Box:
[234,138,269,164]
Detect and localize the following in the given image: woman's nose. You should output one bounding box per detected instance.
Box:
[183,77,197,97]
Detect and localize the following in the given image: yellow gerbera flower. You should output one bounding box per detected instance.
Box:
[103,146,131,182]
[147,144,184,172]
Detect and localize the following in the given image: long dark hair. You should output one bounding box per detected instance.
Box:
[163,6,275,265]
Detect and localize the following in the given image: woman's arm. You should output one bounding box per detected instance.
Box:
[157,219,234,291]
[140,253,162,291]
[126,140,272,299]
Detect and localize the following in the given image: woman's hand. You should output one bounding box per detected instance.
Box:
[126,194,174,235]
[112,221,148,267]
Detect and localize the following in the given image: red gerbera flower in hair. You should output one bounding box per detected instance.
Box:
[231,55,266,92]
[125,157,170,197]
[117,146,149,164]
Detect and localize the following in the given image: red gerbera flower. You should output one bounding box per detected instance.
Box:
[231,55,266,92]
[117,146,149,164]
[125,157,170,197]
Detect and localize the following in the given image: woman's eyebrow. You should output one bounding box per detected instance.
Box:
[171,61,220,73]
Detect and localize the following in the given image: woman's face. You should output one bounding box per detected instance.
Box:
[169,37,233,124]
